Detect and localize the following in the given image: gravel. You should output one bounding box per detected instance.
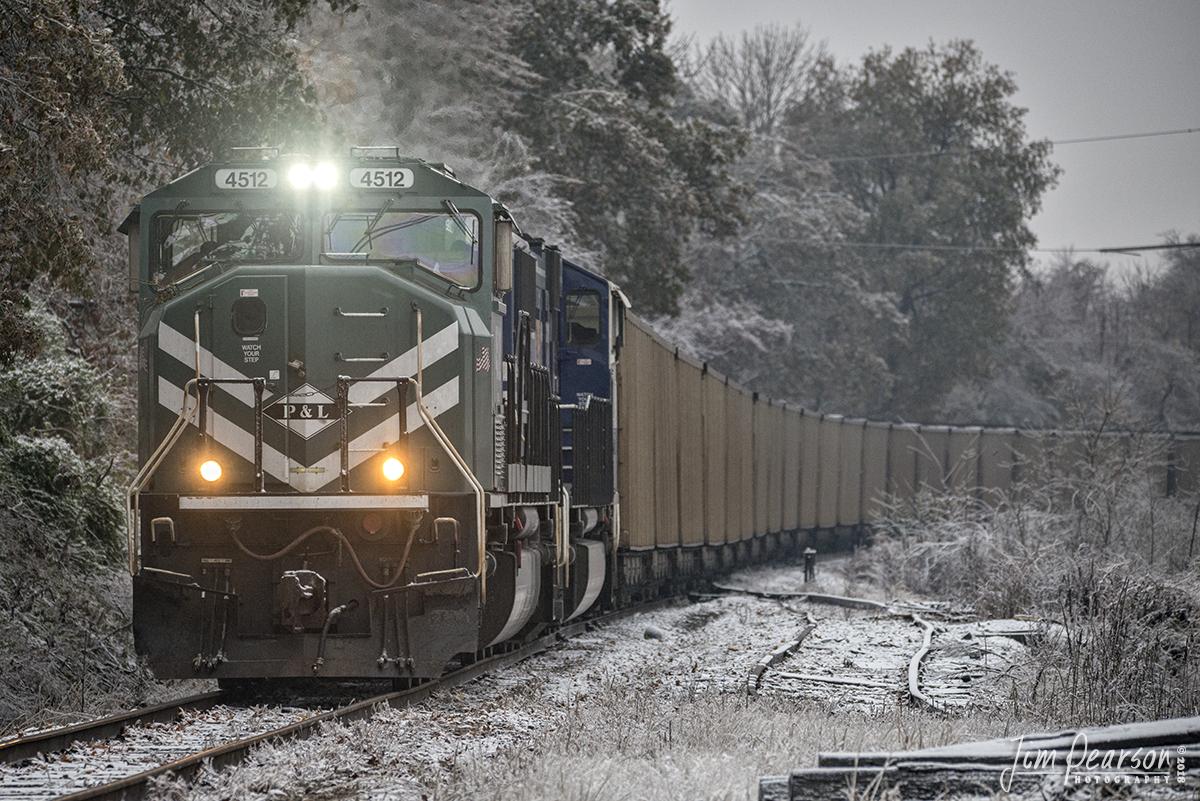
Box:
[0,705,324,801]
[146,557,1034,800]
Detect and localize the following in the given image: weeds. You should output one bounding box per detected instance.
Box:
[863,433,1200,727]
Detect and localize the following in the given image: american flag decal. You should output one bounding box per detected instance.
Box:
[476,344,490,373]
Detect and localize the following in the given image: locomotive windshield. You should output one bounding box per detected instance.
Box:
[322,208,480,288]
[152,210,302,285]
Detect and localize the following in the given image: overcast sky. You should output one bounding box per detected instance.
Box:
[667,0,1200,271]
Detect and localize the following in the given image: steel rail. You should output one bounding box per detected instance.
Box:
[0,691,230,765]
[30,600,671,801]
[906,613,941,713]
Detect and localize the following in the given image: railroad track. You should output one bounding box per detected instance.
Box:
[723,584,946,710]
[0,600,667,801]
[728,584,1200,800]
[722,583,1035,715]
[761,716,1200,800]
[0,690,230,767]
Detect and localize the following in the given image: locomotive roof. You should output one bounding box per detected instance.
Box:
[131,147,493,208]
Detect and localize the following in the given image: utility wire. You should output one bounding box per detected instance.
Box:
[797,127,1200,253]
[1098,242,1200,254]
[808,126,1200,164]
[814,241,1200,254]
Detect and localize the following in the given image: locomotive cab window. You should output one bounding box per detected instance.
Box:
[322,208,480,289]
[152,211,302,285]
[564,289,602,349]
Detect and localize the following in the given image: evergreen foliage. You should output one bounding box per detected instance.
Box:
[1,0,353,363]
[0,307,136,732]
[0,304,124,556]
[821,41,1060,418]
[505,0,749,315]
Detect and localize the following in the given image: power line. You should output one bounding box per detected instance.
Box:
[1054,128,1200,146]
[808,126,1200,164]
[1098,242,1200,254]
[816,241,1200,255]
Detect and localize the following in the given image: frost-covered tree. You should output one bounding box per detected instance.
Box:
[304,0,749,314]
[803,40,1061,420]
[1,0,353,364]
[668,24,903,415]
[300,0,598,262]
[0,0,126,364]
[938,245,1200,431]
[507,0,748,315]
[692,23,824,140]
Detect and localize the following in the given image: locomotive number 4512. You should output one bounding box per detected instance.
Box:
[351,168,414,189]
[214,168,277,189]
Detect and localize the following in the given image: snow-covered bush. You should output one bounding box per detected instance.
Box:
[862,462,1200,725]
[0,306,141,733]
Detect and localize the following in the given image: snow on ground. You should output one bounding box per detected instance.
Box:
[152,558,1042,800]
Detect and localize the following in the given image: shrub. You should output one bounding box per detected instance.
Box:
[864,459,1200,725]
[0,355,115,459]
[0,434,124,558]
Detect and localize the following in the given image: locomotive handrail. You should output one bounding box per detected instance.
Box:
[125,376,200,576]
[335,352,389,362]
[410,392,485,599]
[127,311,210,574]
[412,306,487,603]
[558,486,570,588]
[196,376,267,492]
[335,375,408,491]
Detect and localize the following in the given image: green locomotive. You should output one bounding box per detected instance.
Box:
[123,148,615,682]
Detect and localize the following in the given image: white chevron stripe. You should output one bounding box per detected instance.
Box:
[157,324,265,406]
[156,373,461,493]
[348,322,460,405]
[406,376,459,432]
[157,320,460,410]
[158,377,290,482]
[297,380,460,492]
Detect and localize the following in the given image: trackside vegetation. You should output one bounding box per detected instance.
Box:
[860,435,1200,725]
[0,306,145,733]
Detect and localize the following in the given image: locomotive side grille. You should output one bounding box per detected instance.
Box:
[526,365,554,467]
[570,398,613,507]
[493,413,507,491]
[505,356,519,465]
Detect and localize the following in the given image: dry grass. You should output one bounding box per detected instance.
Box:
[162,673,1014,801]
[858,442,1200,727]
[431,697,1007,801]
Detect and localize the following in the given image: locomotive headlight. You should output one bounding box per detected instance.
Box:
[382,458,405,481]
[200,459,223,482]
[288,163,313,188]
[313,163,338,190]
[288,162,337,190]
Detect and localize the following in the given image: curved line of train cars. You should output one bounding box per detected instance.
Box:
[120,149,1200,684]
[614,312,1200,599]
